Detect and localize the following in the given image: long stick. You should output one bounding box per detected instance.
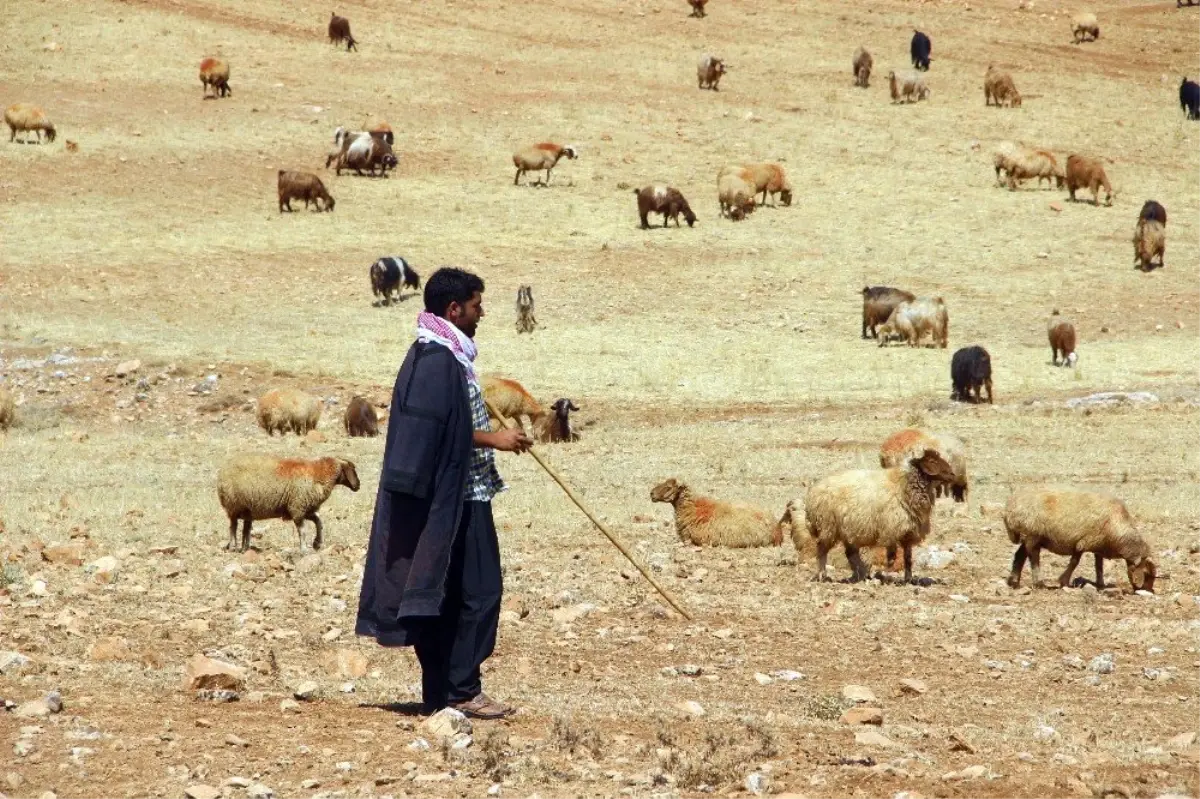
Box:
[484,398,694,621]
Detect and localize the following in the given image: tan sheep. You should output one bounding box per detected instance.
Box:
[879,428,968,502]
[887,69,929,103]
[1004,486,1155,592]
[199,57,231,99]
[1047,311,1078,366]
[853,46,873,88]
[877,296,949,349]
[512,142,578,186]
[650,478,782,548]
[742,162,793,207]
[1003,146,1064,190]
[482,375,545,430]
[257,388,323,436]
[1072,12,1099,43]
[984,65,1021,107]
[4,103,57,144]
[717,167,756,220]
[1065,154,1113,206]
[1132,219,1165,271]
[0,388,15,431]
[217,454,360,552]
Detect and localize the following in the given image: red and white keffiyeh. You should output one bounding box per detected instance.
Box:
[416,311,478,384]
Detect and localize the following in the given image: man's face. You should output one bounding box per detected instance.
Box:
[446,291,484,338]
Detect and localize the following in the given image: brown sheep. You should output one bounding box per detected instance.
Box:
[482,375,545,430]
[697,54,728,90]
[328,13,357,51]
[716,167,756,220]
[651,478,782,548]
[853,46,873,88]
[1133,219,1165,271]
[984,65,1022,107]
[4,104,56,144]
[688,0,708,17]
[344,396,379,437]
[278,170,335,213]
[861,286,915,339]
[512,142,578,186]
[635,184,697,229]
[335,133,397,177]
[1047,312,1078,366]
[1072,12,1099,43]
[534,398,581,443]
[1065,154,1113,206]
[742,163,793,207]
[1004,147,1063,190]
[199,57,231,99]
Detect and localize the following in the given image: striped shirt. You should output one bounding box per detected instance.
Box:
[465,380,506,502]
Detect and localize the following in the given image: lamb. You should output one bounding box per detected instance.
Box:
[688,0,708,17]
[1138,200,1167,227]
[1181,78,1200,120]
[861,286,915,339]
[853,46,873,88]
[344,395,379,437]
[370,256,420,305]
[887,69,929,103]
[512,142,578,186]
[910,30,931,71]
[1004,147,1064,190]
[950,345,993,404]
[199,57,231,99]
[877,296,948,348]
[742,163,793,207]
[650,478,782,548]
[515,285,537,333]
[697,54,728,90]
[1065,154,1113,206]
[481,375,545,430]
[635,184,697,228]
[984,65,1021,107]
[217,454,360,552]
[278,170,335,212]
[0,388,15,431]
[534,398,580,443]
[1047,311,1078,367]
[4,104,56,144]
[328,13,357,51]
[257,388,323,435]
[1071,12,1099,43]
[336,133,397,177]
[1132,219,1165,271]
[717,169,756,220]
[803,449,957,583]
[879,428,968,502]
[1004,486,1155,592]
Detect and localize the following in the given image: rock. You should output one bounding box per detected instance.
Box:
[1089,653,1115,674]
[1065,392,1158,410]
[322,648,369,679]
[712,628,734,640]
[14,692,62,718]
[114,360,142,378]
[225,777,251,788]
[0,651,33,675]
[899,678,927,695]
[841,707,883,725]
[745,771,770,795]
[854,730,897,748]
[293,681,320,700]
[423,708,471,739]
[181,619,210,635]
[87,636,132,662]
[677,664,702,676]
[842,684,877,703]
[1168,732,1197,750]
[182,653,246,692]
[1033,724,1059,742]
[184,786,221,799]
[772,670,806,681]
[552,602,597,625]
[449,732,473,750]
[14,738,36,757]
[948,732,976,753]
[42,543,85,565]
[196,689,239,702]
[1050,202,1063,212]
[678,700,706,717]
[87,555,120,584]
[753,672,774,685]
[487,784,502,797]
[280,699,301,713]
[321,628,342,642]
[1062,654,1086,670]
[300,780,320,789]
[225,733,249,748]
[408,738,431,751]
[29,579,48,597]
[949,594,969,603]
[246,783,273,798]
[943,764,988,780]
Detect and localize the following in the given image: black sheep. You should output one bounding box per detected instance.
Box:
[950,346,993,404]
[1180,78,1200,120]
[910,30,931,71]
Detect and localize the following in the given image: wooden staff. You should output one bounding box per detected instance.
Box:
[484,398,694,621]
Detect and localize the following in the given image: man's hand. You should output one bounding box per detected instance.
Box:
[475,428,533,454]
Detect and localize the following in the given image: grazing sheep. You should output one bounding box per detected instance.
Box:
[534,398,580,443]
[1047,311,1078,367]
[1138,200,1167,227]
[888,69,929,103]
[217,454,360,552]
[1003,146,1064,190]
[853,46,873,87]
[877,296,948,349]
[257,388,323,435]
[1004,487,1155,592]
[278,170,335,213]
[635,184,697,229]
[650,478,782,548]
[717,169,756,220]
[910,30,931,70]
[984,65,1021,107]
[512,142,578,186]
[861,286,915,339]
[804,449,957,583]
[328,13,357,51]
[742,163,793,207]
[481,375,545,429]
[1065,154,1113,206]
[697,54,728,90]
[515,285,537,333]
[688,0,708,17]
[1181,78,1200,120]
[1133,219,1165,271]
[879,428,968,502]
[950,345,993,404]
[370,256,420,305]
[199,57,231,99]
[0,388,15,431]
[1072,12,1099,43]
[4,104,56,144]
[336,133,397,177]
[344,396,379,437]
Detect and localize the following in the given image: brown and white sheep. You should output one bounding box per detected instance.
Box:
[1004,486,1155,592]
[650,478,782,548]
[879,428,968,502]
[344,395,379,437]
[688,0,708,17]
[512,142,578,186]
[861,286,915,339]
[278,170,335,212]
[534,398,580,443]
[199,57,231,99]
[217,454,360,552]
[635,184,697,229]
[336,133,397,177]
[888,69,929,103]
[984,65,1022,107]
[516,285,537,333]
[877,297,949,348]
[4,104,56,144]
[1133,220,1165,271]
[853,46,873,88]
[1071,12,1099,43]
[257,388,323,435]
[1065,154,1113,206]
[742,163,793,207]
[482,375,545,430]
[0,388,15,431]
[717,168,756,220]
[328,13,357,51]
[697,54,728,90]
[1002,146,1064,190]
[1047,311,1078,366]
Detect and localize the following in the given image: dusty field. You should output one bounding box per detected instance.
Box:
[2,0,1199,797]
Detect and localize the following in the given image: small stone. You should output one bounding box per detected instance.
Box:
[14,738,36,757]
[184,786,221,799]
[948,732,976,753]
[423,707,471,739]
[87,636,132,662]
[854,730,897,748]
[745,771,770,795]
[1088,653,1115,674]
[449,732,473,750]
[246,783,273,799]
[899,678,927,695]
[322,648,369,679]
[196,689,239,703]
[42,543,85,565]
[753,672,773,685]
[225,777,251,788]
[114,360,142,378]
[841,707,883,725]
[711,628,734,640]
[225,733,249,748]
[0,651,34,675]
[943,764,988,780]
[1033,724,1059,742]
[956,645,979,659]
[842,684,877,703]
[552,602,597,625]
[677,664,701,676]
[1050,202,1063,212]
[29,579,48,597]
[1062,654,1086,670]
[487,784,502,797]
[87,555,120,583]
[300,780,320,789]
[293,681,320,700]
[182,654,246,692]
[949,594,969,603]
[772,670,806,681]
[321,628,342,642]
[280,699,301,713]
[678,700,706,717]
[1168,732,1197,750]
[408,738,431,751]
[335,761,354,773]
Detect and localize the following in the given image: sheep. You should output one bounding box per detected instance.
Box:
[742,163,793,207]
[910,30,931,70]
[512,143,578,186]
[887,69,929,103]
[336,133,397,177]
[1181,78,1200,120]
[650,478,782,548]
[877,296,948,349]
[984,65,1022,107]
[367,122,395,145]
[635,184,697,229]
[879,428,968,502]
[1004,487,1155,592]
[4,104,57,144]
[717,169,756,220]
[0,388,14,431]
[1138,200,1167,227]
[950,345,993,404]
[278,170,335,213]
[257,388,323,435]
[803,449,957,583]
[1047,311,1078,367]
[516,285,537,333]
[481,375,545,430]
[217,454,360,552]
[688,0,708,17]
[328,13,357,51]
[199,57,231,99]
[1071,12,1099,43]
[370,256,420,305]
[1065,154,1113,206]
[861,286,915,339]
[853,46,873,87]
[1003,146,1065,190]
[534,398,580,443]
[1132,219,1165,271]
[697,54,728,90]
[344,396,379,437]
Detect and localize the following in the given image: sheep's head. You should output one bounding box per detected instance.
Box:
[911,449,956,484]
[1011,92,1022,107]
[682,203,697,227]
[404,267,421,290]
[562,145,579,160]
[380,153,399,170]
[1065,352,1078,368]
[779,189,793,206]
[715,61,728,75]
[650,478,684,504]
[1128,558,1156,593]
[551,398,579,418]
[337,459,361,491]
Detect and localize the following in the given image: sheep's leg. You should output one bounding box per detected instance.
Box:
[240,518,252,552]
[1094,555,1106,589]
[544,168,552,186]
[902,545,914,584]
[812,542,831,582]
[1028,545,1045,587]
[225,517,238,551]
[293,519,306,550]
[513,168,522,186]
[1057,552,1082,588]
[1007,545,1027,587]
[844,545,868,582]
[985,378,994,404]
[308,513,323,551]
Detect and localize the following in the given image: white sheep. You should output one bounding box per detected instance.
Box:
[650,478,782,548]
[217,454,360,552]
[1004,486,1155,592]
[512,142,578,186]
[257,388,323,436]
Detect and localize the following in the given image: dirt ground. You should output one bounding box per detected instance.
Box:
[2,0,1199,797]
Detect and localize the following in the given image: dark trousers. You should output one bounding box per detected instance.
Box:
[413,500,503,710]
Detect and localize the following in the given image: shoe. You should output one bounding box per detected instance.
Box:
[449,692,514,719]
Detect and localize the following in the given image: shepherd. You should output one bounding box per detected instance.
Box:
[355,267,532,719]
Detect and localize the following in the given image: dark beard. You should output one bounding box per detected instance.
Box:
[459,321,477,338]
